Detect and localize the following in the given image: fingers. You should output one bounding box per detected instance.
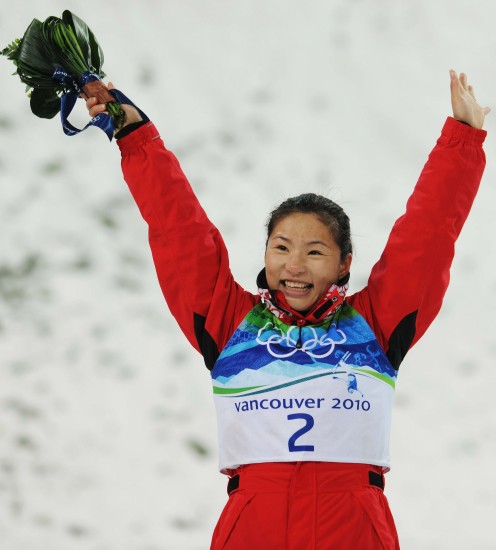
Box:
[459,73,480,104]
[450,70,477,98]
[80,81,115,116]
[452,69,489,111]
[450,69,476,100]
[449,69,462,102]
[79,80,142,128]
[89,103,108,118]
[450,69,490,128]
[449,69,463,95]
[84,96,107,117]
[82,95,108,117]
[450,70,470,89]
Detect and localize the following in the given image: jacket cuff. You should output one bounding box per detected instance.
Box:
[114,120,147,140]
[117,121,162,155]
[443,116,487,144]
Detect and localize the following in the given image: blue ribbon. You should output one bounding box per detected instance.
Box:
[52,67,148,141]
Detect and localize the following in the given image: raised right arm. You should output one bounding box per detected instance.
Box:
[117,122,258,369]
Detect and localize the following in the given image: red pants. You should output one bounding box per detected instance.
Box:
[210,462,400,550]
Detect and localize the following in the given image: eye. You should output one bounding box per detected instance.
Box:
[308,250,323,256]
[275,244,288,252]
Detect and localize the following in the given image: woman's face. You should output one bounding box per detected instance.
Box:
[265,212,352,313]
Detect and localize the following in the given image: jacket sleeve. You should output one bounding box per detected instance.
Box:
[348,117,487,369]
[117,122,257,369]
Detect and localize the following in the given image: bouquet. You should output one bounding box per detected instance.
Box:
[1,10,126,137]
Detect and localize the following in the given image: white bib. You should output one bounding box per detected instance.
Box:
[211,303,396,473]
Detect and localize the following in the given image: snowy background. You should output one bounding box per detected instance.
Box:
[1,1,496,549]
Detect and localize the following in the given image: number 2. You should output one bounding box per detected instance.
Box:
[287,413,315,452]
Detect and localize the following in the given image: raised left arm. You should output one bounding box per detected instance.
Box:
[349,71,488,369]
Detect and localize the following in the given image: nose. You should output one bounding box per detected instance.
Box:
[285,251,306,275]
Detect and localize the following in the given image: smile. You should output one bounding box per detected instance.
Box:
[283,280,313,290]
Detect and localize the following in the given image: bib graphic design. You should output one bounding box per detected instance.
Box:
[212,303,396,397]
[211,302,397,471]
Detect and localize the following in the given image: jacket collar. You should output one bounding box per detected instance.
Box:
[256,268,349,326]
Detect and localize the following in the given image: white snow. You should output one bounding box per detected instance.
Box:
[1,1,496,549]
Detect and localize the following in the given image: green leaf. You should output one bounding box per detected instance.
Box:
[30,88,61,119]
[62,11,90,64]
[62,10,105,75]
[36,16,85,78]
[40,17,62,61]
[1,38,21,60]
[12,19,59,87]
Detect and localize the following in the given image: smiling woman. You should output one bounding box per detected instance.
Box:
[264,206,352,313]
[82,71,489,549]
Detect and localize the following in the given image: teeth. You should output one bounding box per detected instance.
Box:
[284,281,311,289]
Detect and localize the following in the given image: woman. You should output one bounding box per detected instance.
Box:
[86,70,488,549]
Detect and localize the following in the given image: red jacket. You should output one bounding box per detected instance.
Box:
[117,117,486,370]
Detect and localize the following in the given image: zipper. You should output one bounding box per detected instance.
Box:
[295,319,305,349]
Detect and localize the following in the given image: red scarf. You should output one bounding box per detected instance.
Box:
[256,269,348,326]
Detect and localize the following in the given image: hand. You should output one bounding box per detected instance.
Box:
[82,82,143,128]
[450,70,490,129]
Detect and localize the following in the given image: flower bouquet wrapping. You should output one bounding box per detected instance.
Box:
[1,10,139,139]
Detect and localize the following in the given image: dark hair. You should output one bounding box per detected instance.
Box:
[266,193,352,260]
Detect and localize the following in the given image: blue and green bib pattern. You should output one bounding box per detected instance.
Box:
[212,302,397,472]
[212,302,397,396]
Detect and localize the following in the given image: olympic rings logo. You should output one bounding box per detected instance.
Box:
[256,322,347,359]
